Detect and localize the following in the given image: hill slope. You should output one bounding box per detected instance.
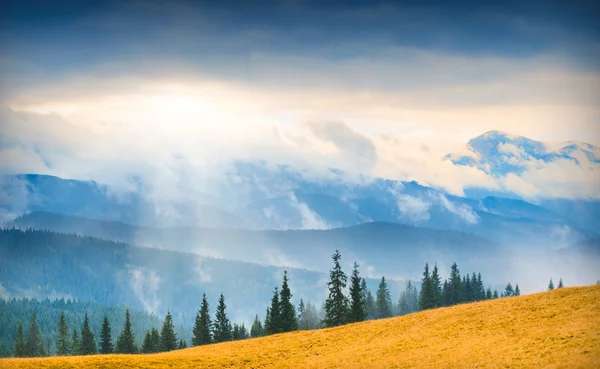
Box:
[2,286,599,368]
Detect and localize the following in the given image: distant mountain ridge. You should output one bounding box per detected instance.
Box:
[10,211,499,278]
[1,130,598,246]
[443,130,600,176]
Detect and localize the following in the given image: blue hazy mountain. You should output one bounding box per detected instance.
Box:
[2,168,595,247]
[443,130,600,176]
[2,130,598,247]
[443,130,599,231]
[10,211,499,279]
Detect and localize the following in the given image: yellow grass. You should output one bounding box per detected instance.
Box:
[2,285,599,368]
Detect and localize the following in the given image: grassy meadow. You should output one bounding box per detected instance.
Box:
[2,285,599,368]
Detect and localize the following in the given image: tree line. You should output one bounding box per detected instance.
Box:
[10,249,565,357]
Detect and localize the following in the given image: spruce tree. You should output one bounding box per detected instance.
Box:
[160,311,178,352]
[116,308,136,354]
[419,263,436,310]
[361,279,375,320]
[141,331,153,354]
[14,323,25,357]
[264,307,271,335]
[442,279,450,306]
[431,264,442,307]
[56,311,70,356]
[71,328,80,355]
[192,293,212,345]
[448,262,462,305]
[80,312,97,355]
[514,284,521,296]
[25,312,43,357]
[279,270,298,332]
[99,315,113,354]
[504,283,514,297]
[486,287,492,300]
[548,278,555,291]
[213,293,232,343]
[178,339,187,349]
[398,280,418,315]
[493,290,499,299]
[477,273,485,301]
[348,262,367,323]
[464,274,472,302]
[323,249,348,327]
[251,314,264,337]
[265,287,281,334]
[297,299,306,329]
[375,276,393,319]
[558,278,564,288]
[150,328,160,353]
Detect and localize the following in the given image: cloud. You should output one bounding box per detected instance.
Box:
[0,282,9,299]
[437,194,480,224]
[194,257,213,283]
[0,175,30,224]
[394,193,431,223]
[290,193,331,230]
[303,121,377,171]
[129,267,161,314]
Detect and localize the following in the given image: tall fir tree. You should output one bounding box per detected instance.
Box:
[150,328,160,353]
[56,311,70,356]
[213,293,232,343]
[348,262,367,323]
[361,279,375,320]
[504,283,514,297]
[14,323,25,357]
[250,314,264,337]
[476,273,484,301]
[160,311,178,352]
[297,299,306,330]
[192,293,212,346]
[397,280,419,315]
[99,315,113,354]
[71,328,80,355]
[323,249,348,327]
[279,271,298,332]
[558,278,564,288]
[514,284,521,296]
[116,308,136,354]
[25,312,43,357]
[265,287,281,335]
[486,287,492,300]
[375,276,393,319]
[178,339,187,349]
[448,262,462,305]
[419,263,436,310]
[431,264,442,307]
[493,290,499,299]
[548,278,555,291]
[141,331,154,354]
[463,274,472,302]
[264,307,271,334]
[80,312,97,355]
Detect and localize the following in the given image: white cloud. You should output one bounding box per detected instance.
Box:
[129,267,161,314]
[394,193,431,223]
[289,193,331,230]
[437,194,480,224]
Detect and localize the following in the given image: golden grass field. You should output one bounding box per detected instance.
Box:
[2,285,599,368]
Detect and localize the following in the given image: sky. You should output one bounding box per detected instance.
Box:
[0,0,599,199]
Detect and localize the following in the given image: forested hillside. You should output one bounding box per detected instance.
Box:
[0,229,391,327]
[11,211,499,278]
[0,299,178,357]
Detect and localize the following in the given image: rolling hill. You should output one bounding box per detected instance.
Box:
[10,211,500,278]
[2,285,599,368]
